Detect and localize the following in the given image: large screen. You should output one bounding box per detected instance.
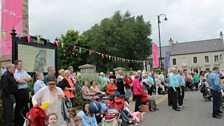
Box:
[18,44,55,72]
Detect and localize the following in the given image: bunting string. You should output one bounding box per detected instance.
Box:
[71,45,150,63]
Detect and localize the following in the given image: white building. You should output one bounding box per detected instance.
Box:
[165,32,224,72]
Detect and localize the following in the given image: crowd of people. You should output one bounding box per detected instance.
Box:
[167,67,224,119]
[1,59,224,126]
[0,60,160,126]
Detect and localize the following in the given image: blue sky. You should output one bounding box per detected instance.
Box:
[28,0,224,46]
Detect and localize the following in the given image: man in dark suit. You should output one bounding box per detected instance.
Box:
[1,63,18,126]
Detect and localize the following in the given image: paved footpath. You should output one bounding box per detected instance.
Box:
[139,91,224,126]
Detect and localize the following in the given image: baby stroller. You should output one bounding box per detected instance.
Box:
[22,105,47,126]
[199,80,211,101]
[101,108,122,126]
[101,97,126,126]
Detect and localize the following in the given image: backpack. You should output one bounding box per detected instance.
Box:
[64,96,73,108]
[140,91,149,103]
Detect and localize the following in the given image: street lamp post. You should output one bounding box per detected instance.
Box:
[157,14,168,70]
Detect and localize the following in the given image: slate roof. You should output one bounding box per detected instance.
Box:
[170,38,224,55]
[158,46,170,58]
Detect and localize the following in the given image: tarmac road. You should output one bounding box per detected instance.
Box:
[140,91,224,126]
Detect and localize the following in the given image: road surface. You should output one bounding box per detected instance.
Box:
[140,91,224,126]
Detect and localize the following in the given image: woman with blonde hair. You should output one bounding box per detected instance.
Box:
[57,69,65,83]
[133,73,143,112]
[57,70,75,106]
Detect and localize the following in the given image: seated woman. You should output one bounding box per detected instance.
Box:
[106,78,119,96]
[82,80,98,100]
[90,80,106,97]
[77,102,98,126]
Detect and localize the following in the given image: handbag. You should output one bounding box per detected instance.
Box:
[140,104,150,112]
[140,90,149,103]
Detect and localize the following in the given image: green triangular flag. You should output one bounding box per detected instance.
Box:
[79,48,82,54]
[37,36,41,43]
[61,42,64,48]
[1,31,7,40]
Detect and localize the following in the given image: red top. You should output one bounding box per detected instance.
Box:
[63,78,75,98]
[26,105,47,126]
[133,78,143,95]
[106,83,117,95]
[124,77,133,89]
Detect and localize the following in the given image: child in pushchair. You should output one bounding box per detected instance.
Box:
[101,95,133,126]
[23,102,50,126]
[199,79,211,101]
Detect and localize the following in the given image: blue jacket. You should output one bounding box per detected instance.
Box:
[168,73,179,90]
[208,71,222,91]
[176,74,185,87]
[77,111,97,126]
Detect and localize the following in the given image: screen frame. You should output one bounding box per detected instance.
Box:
[12,33,58,74]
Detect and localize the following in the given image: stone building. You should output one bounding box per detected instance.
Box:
[158,32,224,72]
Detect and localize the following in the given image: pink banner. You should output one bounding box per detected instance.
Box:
[153,43,159,68]
[1,0,23,56]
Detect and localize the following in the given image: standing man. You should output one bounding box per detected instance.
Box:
[99,72,108,91]
[148,72,155,95]
[44,66,56,84]
[14,60,32,126]
[1,63,18,126]
[176,69,185,108]
[208,67,223,119]
[169,67,180,111]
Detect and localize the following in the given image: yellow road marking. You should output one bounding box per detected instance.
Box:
[155,95,168,104]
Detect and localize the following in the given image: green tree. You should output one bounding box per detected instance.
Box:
[83,11,152,71]
[57,29,89,71]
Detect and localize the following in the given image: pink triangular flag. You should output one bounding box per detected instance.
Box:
[55,40,59,47]
[102,54,104,59]
[89,50,93,55]
[27,35,31,43]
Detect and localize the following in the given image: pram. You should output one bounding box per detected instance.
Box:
[21,105,47,126]
[101,97,126,126]
[199,80,211,101]
[101,108,122,126]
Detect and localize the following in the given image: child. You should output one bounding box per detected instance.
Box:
[124,101,143,125]
[73,116,82,126]
[67,107,76,126]
[48,113,58,126]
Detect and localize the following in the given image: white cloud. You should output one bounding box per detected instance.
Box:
[28,0,224,45]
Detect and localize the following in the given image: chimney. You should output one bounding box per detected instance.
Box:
[169,38,173,48]
[220,31,223,40]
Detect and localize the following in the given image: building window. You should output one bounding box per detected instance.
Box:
[205,56,209,63]
[193,57,197,63]
[220,54,222,61]
[172,59,176,65]
[182,57,186,64]
[214,55,219,62]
